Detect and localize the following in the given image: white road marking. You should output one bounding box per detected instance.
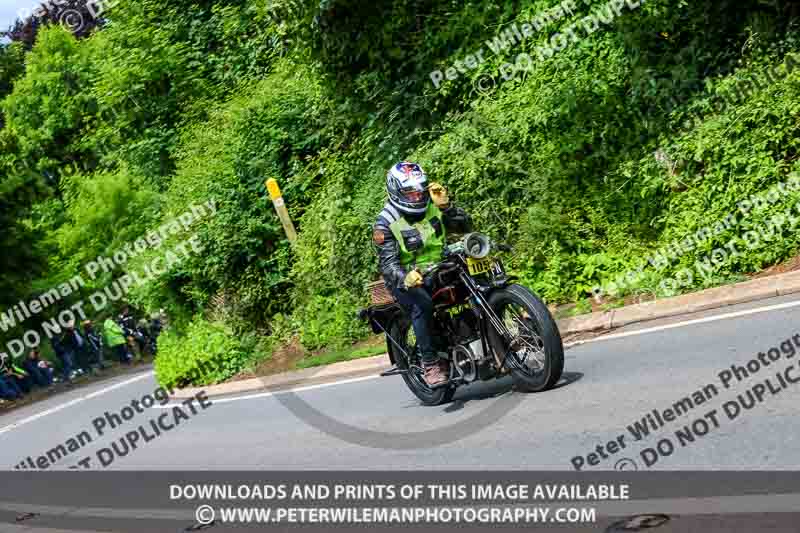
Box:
[564,298,800,348]
[158,298,800,407]
[5,298,800,421]
[150,374,382,408]
[0,371,154,436]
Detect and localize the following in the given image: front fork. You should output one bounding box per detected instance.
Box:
[459,272,522,373]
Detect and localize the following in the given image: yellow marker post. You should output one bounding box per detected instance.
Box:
[266,178,298,244]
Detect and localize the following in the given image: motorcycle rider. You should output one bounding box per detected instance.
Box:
[373,162,471,387]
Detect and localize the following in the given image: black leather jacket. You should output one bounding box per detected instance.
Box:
[373,201,472,291]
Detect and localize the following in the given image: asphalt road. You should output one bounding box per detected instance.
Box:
[3,293,800,472]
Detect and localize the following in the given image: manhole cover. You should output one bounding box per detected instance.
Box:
[606,514,671,532]
[15,512,38,522]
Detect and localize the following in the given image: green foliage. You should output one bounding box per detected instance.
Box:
[83,0,279,179]
[295,342,386,369]
[4,0,800,384]
[154,316,254,388]
[0,42,25,102]
[2,26,98,180]
[52,168,162,288]
[0,170,46,312]
[293,293,369,351]
[142,62,346,328]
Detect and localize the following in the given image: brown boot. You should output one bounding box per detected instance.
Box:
[424,362,448,387]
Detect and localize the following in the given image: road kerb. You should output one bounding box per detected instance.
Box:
[172,354,389,399]
[174,270,800,399]
[558,310,614,335]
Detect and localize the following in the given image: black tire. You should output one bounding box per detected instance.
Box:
[487,284,564,392]
[388,320,456,406]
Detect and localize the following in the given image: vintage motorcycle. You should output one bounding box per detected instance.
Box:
[360,232,564,406]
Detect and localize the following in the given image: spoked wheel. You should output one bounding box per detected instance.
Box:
[487,284,564,392]
[389,320,455,406]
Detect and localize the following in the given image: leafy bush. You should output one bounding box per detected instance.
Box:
[293,294,368,351]
[154,316,254,388]
[6,0,800,385]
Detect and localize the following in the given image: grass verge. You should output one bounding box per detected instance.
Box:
[294,343,386,369]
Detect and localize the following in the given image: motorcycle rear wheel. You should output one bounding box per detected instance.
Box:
[389,320,456,406]
[488,284,564,392]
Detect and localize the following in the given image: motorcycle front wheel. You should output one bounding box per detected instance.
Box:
[487,284,564,392]
[388,320,456,407]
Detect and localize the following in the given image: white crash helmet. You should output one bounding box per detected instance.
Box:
[386,161,430,215]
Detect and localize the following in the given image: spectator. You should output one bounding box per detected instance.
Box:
[150,313,163,339]
[0,354,23,402]
[119,306,136,336]
[158,308,169,331]
[134,318,153,355]
[1,355,31,395]
[50,335,73,384]
[82,320,107,370]
[147,313,163,356]
[118,307,139,361]
[61,323,89,376]
[104,317,131,364]
[0,372,22,401]
[21,349,54,388]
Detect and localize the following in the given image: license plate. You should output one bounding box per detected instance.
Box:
[490,260,506,277]
[467,257,493,276]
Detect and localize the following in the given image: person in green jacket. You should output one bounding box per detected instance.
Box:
[372,162,472,386]
[104,318,131,364]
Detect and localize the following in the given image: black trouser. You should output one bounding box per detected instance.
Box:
[58,351,74,381]
[0,376,21,399]
[391,285,438,366]
[74,347,91,371]
[22,361,52,387]
[87,346,105,368]
[7,373,31,394]
[113,344,131,363]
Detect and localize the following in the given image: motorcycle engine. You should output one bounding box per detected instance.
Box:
[448,308,495,382]
[451,308,479,342]
[451,344,478,382]
[451,339,494,382]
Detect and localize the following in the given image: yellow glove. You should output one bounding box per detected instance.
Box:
[404,269,423,289]
[428,182,450,209]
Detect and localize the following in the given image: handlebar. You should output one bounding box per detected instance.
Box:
[423,260,458,280]
[444,236,513,258]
